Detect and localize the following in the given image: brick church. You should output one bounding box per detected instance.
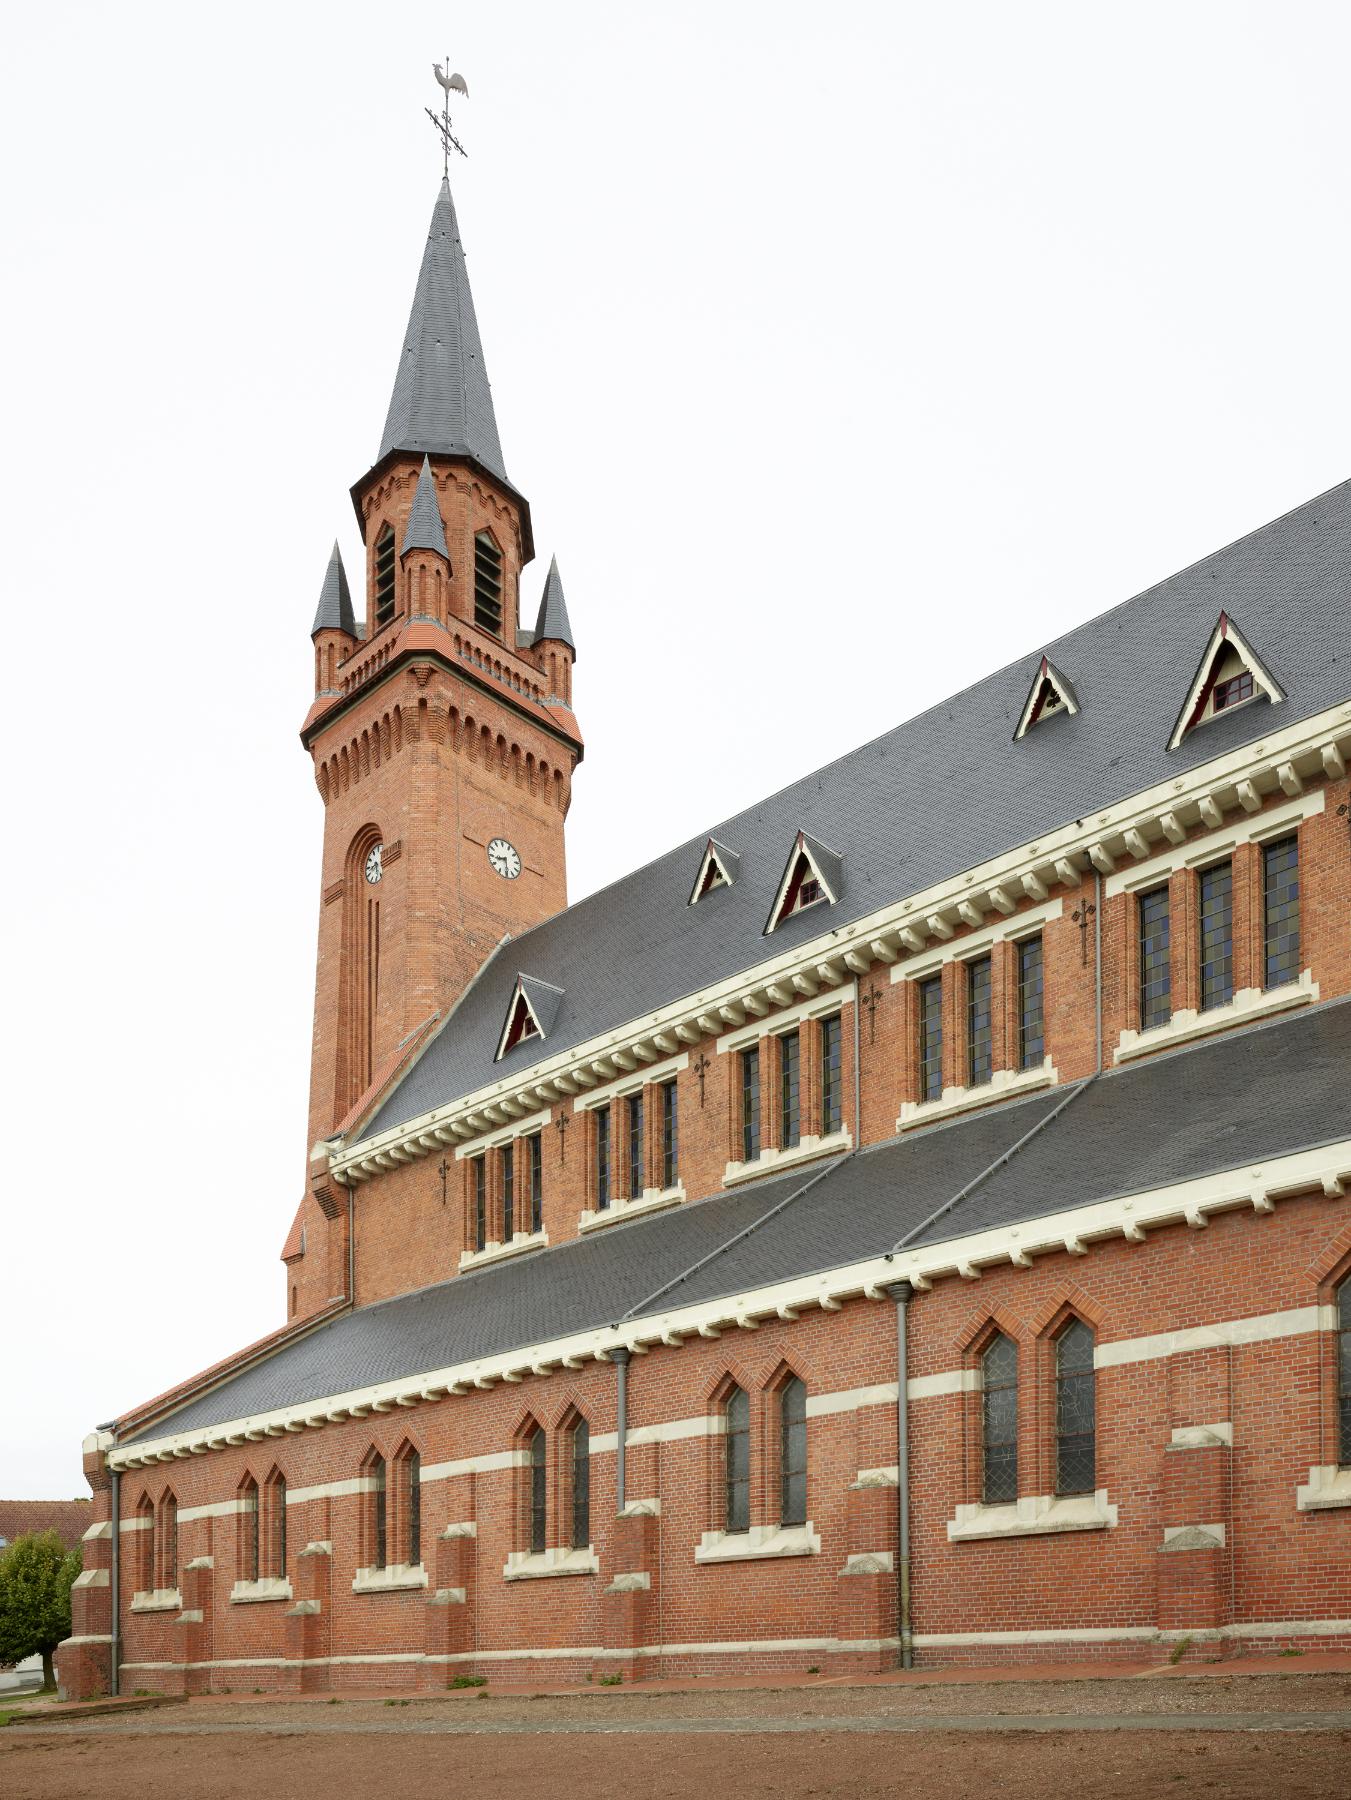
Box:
[60,170,1351,1698]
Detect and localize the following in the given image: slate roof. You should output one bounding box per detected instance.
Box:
[401,456,449,559]
[533,556,576,654]
[365,478,1351,1140]
[310,541,355,638]
[378,179,509,486]
[127,998,1351,1443]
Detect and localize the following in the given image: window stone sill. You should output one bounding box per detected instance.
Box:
[723,1133,851,1188]
[230,1577,294,1604]
[503,1546,599,1581]
[694,1523,821,1564]
[947,1491,1117,1542]
[1296,1466,1351,1513]
[459,1229,548,1272]
[130,1588,182,1613]
[898,1061,1056,1132]
[352,1562,428,1594]
[1114,974,1316,1063]
[578,1186,686,1233]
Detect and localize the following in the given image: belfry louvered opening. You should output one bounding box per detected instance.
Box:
[474,532,504,635]
[373,526,397,629]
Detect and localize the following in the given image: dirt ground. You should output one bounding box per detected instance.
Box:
[4,1674,1349,1800]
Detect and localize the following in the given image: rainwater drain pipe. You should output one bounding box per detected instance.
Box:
[886,1280,914,1670]
[613,1347,631,1513]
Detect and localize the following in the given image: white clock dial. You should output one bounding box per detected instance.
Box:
[487,837,522,880]
[364,843,383,885]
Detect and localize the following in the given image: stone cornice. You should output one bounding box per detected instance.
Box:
[330,697,1351,1181]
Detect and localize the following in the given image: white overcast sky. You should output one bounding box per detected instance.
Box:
[4,3,1349,1498]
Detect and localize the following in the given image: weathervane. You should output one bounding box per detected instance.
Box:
[427,60,469,173]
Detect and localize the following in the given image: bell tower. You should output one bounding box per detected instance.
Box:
[300,178,582,1163]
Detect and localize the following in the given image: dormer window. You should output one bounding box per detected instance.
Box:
[474,532,504,636]
[1168,612,1283,750]
[765,831,844,934]
[495,973,565,1061]
[688,838,740,906]
[1211,654,1253,714]
[1014,656,1079,741]
[374,526,397,629]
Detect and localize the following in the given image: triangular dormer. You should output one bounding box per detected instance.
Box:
[765,831,844,934]
[688,838,740,905]
[495,974,565,1061]
[1014,655,1079,741]
[1167,612,1285,751]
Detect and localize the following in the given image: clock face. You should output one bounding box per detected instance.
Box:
[487,837,522,880]
[364,843,383,885]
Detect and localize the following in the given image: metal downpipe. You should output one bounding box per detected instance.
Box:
[109,1462,121,1698]
[613,1347,630,1513]
[887,1281,914,1669]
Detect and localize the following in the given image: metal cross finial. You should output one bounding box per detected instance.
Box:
[1071,900,1097,967]
[861,981,884,1046]
[427,59,469,173]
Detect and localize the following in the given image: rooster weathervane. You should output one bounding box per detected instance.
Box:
[427,61,469,173]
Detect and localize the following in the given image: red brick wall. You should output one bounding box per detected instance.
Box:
[63,1186,1351,1698]
[288,768,1351,1315]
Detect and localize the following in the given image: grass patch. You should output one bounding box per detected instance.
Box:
[449,1675,487,1690]
[1168,1636,1192,1666]
[598,1674,622,1687]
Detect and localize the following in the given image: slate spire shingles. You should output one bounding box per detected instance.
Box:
[533,555,575,654]
[401,455,450,559]
[378,179,509,485]
[310,541,356,637]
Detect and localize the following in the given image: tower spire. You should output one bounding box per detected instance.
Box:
[378,181,509,487]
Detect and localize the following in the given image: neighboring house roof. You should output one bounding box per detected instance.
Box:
[364,479,1351,1140]
[130,997,1351,1444]
[377,178,509,487]
[0,1500,91,1553]
[533,556,575,655]
[310,541,355,638]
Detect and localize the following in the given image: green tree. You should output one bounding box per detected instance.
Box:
[0,1531,81,1691]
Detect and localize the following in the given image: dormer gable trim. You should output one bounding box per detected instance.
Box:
[688,838,741,906]
[1014,656,1080,741]
[1168,612,1285,751]
[496,975,565,1062]
[765,831,844,935]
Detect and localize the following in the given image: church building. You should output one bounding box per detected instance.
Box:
[59,170,1351,1697]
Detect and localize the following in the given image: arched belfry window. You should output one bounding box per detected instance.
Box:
[474,531,504,636]
[374,525,397,629]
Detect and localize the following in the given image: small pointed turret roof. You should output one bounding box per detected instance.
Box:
[532,555,575,654]
[378,179,508,485]
[401,455,449,559]
[311,541,355,637]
